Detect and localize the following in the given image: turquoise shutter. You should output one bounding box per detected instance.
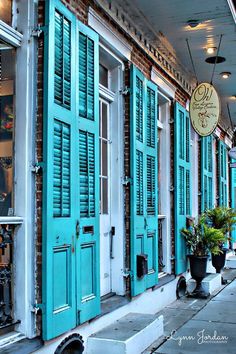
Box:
[43,0,77,340]
[174,102,191,274]
[218,141,228,206]
[231,160,236,242]
[43,0,100,340]
[130,65,158,296]
[201,136,214,211]
[77,22,100,323]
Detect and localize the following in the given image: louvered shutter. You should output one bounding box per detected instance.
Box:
[231,159,236,242]
[42,0,77,340]
[201,136,214,211]
[130,65,158,296]
[174,102,191,274]
[218,141,228,206]
[43,0,100,340]
[77,22,100,323]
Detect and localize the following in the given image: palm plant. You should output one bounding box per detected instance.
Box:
[203,206,236,241]
[181,216,225,256]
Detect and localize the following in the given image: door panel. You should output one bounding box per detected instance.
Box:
[77,21,100,323]
[43,0,77,340]
[231,159,236,242]
[43,0,100,340]
[201,136,214,212]
[218,141,228,206]
[130,65,158,296]
[174,102,191,275]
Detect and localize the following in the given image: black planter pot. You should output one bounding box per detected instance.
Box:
[211,249,227,273]
[187,255,209,299]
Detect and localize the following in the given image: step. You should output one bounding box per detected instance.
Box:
[187,273,221,294]
[86,312,163,354]
[225,255,236,269]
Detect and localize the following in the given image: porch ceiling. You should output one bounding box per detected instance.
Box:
[114,0,236,129]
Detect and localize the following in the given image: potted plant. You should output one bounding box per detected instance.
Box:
[203,207,236,274]
[181,216,225,298]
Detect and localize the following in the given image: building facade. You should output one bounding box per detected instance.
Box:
[0,0,236,353]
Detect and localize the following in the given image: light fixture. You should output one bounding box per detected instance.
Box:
[220,72,231,79]
[230,95,236,100]
[206,47,217,54]
[187,19,200,28]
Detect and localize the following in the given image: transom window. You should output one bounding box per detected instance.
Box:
[99,99,109,214]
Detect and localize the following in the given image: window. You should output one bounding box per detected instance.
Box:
[99,99,109,214]
[0,40,15,216]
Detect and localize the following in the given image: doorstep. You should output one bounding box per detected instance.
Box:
[225,255,236,269]
[87,313,163,354]
[187,273,221,294]
[0,332,43,354]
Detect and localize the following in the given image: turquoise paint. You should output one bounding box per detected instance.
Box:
[174,102,191,274]
[201,136,214,212]
[218,141,228,206]
[130,65,158,296]
[42,0,100,340]
[231,159,236,242]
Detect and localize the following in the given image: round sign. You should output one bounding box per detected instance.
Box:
[189,82,220,137]
[229,147,236,159]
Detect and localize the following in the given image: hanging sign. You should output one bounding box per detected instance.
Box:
[189,82,220,136]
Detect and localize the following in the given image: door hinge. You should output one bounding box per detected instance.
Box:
[31,25,45,37]
[122,176,133,185]
[119,86,130,95]
[33,303,44,314]
[121,268,133,278]
[31,162,43,174]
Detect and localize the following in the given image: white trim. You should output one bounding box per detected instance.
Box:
[88,7,131,60]
[158,90,171,103]
[225,135,232,148]
[0,20,23,47]
[99,84,115,102]
[227,0,236,24]
[100,43,125,70]
[0,216,23,224]
[214,127,221,138]
[151,67,176,98]
[13,0,37,339]
[157,120,164,129]
[0,332,25,349]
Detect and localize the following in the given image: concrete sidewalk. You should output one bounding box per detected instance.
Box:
[144,269,236,354]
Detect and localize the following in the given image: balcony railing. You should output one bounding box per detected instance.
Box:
[0,225,13,328]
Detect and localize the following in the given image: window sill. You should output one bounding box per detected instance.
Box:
[0,216,23,225]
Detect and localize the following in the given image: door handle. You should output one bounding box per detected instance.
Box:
[76,220,80,238]
[144,217,147,229]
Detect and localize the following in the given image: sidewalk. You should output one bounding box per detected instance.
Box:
[144,269,236,354]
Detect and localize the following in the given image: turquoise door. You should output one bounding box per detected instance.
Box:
[218,141,228,206]
[130,65,158,296]
[174,102,191,274]
[231,160,236,242]
[42,0,100,340]
[201,136,214,212]
[77,22,100,324]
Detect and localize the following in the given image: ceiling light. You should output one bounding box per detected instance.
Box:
[221,72,231,79]
[206,47,217,54]
[205,56,226,64]
[187,19,200,28]
[230,95,236,100]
